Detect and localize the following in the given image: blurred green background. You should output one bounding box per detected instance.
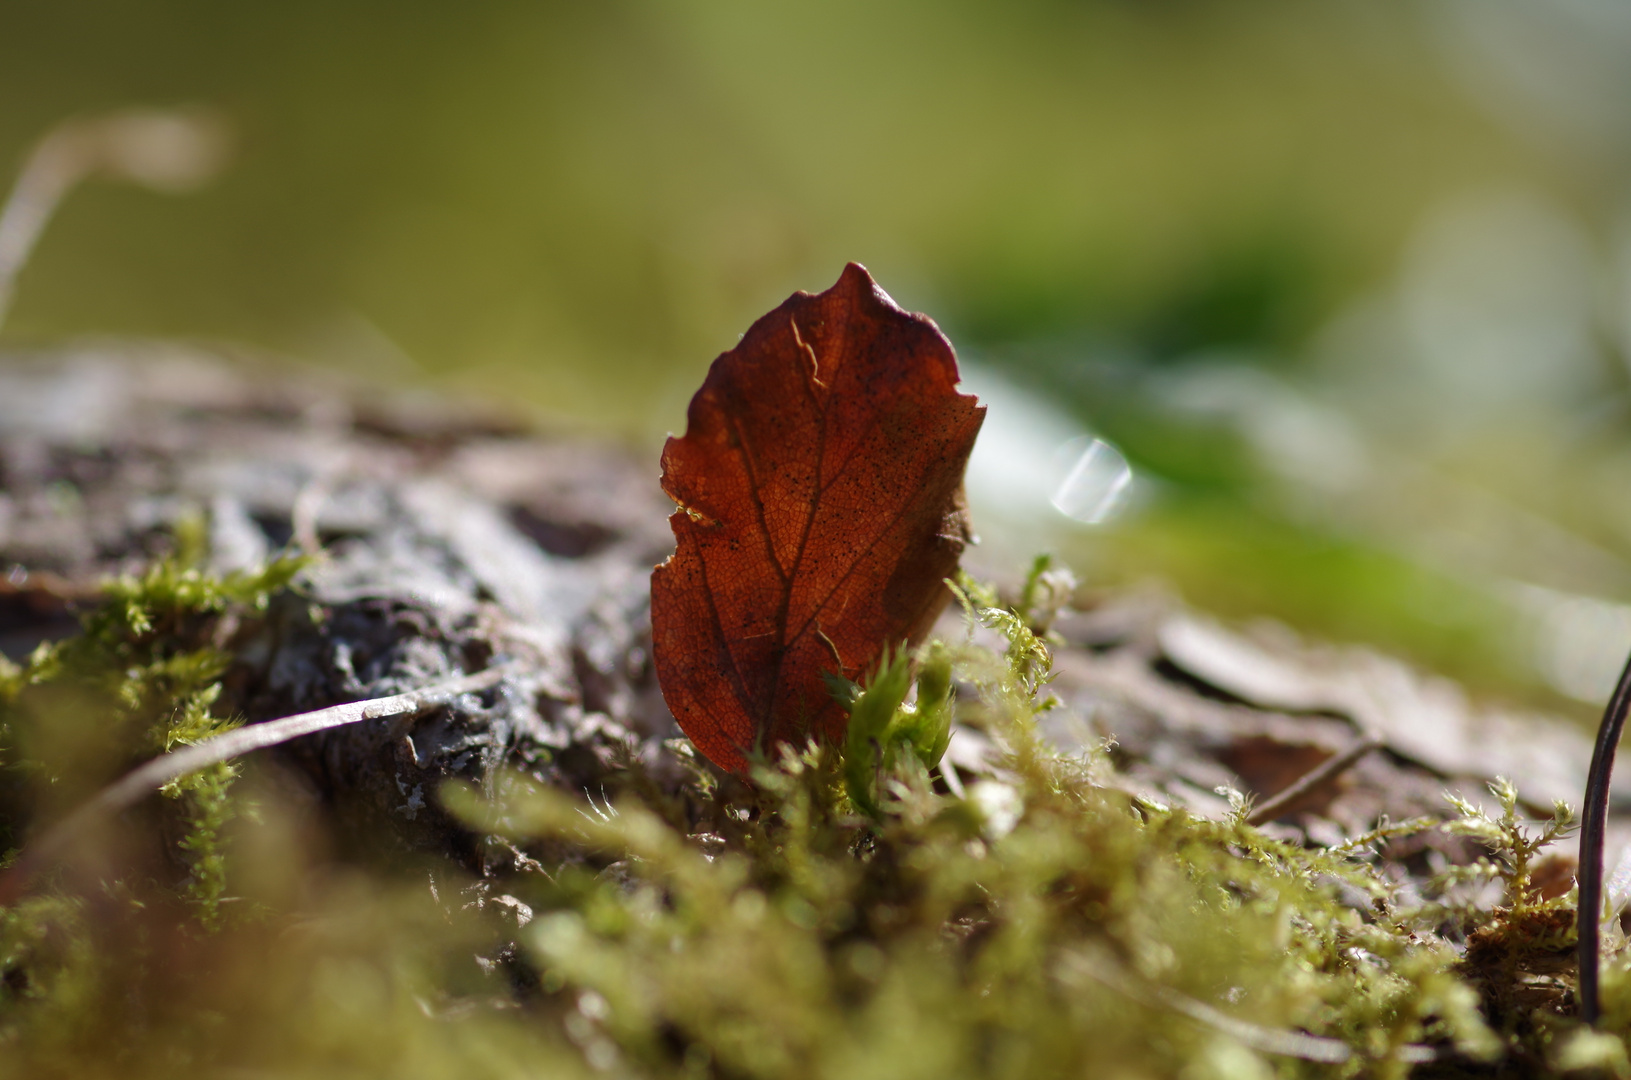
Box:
[3,0,1631,713]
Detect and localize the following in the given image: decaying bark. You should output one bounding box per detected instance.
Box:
[0,343,679,867]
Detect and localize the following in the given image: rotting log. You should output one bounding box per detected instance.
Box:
[0,342,1621,882]
[0,343,682,870]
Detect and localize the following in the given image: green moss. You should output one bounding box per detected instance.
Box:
[0,521,306,926]
[0,549,1614,1077]
[441,585,1580,1078]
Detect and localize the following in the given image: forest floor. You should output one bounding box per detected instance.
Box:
[0,344,1624,1078]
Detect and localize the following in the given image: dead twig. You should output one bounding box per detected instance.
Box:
[0,665,510,905]
[1246,735,1383,827]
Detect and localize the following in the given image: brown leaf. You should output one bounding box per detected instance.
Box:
[650,263,985,774]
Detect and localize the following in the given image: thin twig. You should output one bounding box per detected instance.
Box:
[1577,649,1631,1024]
[1246,735,1383,827]
[0,666,509,906]
[1071,949,1442,1064]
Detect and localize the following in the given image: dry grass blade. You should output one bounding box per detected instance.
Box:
[0,665,510,905]
[0,108,227,332]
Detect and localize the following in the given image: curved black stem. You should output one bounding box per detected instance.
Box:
[1578,649,1631,1024]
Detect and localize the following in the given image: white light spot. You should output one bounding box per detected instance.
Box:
[1510,582,1631,703]
[970,780,1023,840]
[1050,437,1133,524]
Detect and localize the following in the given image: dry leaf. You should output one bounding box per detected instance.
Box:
[651,263,984,773]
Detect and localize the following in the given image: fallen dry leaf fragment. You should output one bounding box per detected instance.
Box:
[651,263,985,773]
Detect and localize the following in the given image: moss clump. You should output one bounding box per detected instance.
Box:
[445,584,1513,1079]
[0,517,304,924]
[0,549,1618,1078]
